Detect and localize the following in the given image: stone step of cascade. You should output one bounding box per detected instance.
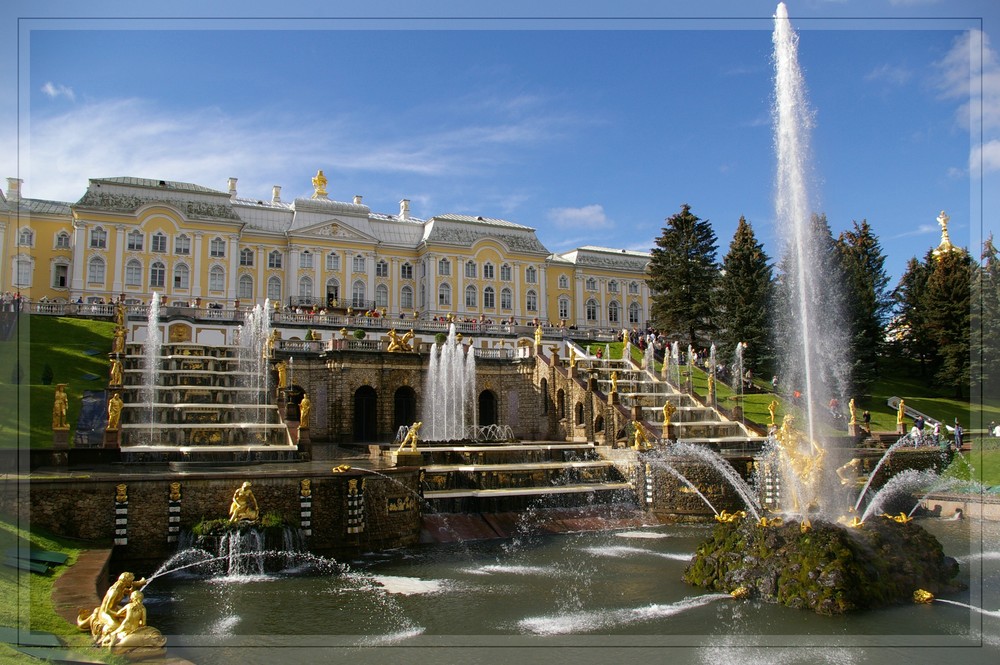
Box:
[423,482,634,500]
[422,460,614,473]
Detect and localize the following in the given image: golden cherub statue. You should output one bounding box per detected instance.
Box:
[387,328,414,353]
[228,481,259,522]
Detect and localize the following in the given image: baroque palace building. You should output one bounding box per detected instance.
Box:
[0,171,652,329]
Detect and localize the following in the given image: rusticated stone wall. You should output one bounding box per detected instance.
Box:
[1,468,422,561]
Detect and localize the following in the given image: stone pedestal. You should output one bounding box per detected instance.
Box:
[297,426,311,458]
[103,429,120,448]
[394,451,423,468]
[608,392,619,406]
[630,405,642,420]
[849,423,860,438]
[52,428,70,449]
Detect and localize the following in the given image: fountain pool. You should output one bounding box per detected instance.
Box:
[138,516,997,663]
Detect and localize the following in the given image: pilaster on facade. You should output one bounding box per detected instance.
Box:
[227,236,239,302]
[111,225,126,293]
[70,221,87,293]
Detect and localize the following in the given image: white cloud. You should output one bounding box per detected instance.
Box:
[547,204,611,230]
[864,63,913,86]
[40,81,75,101]
[933,29,1000,131]
[971,139,1000,175]
[891,223,939,239]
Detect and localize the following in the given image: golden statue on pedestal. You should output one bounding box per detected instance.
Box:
[311,169,328,199]
[52,383,69,430]
[775,413,826,513]
[112,326,126,354]
[534,325,543,348]
[662,400,676,430]
[299,393,311,430]
[387,328,415,353]
[933,210,955,256]
[610,371,618,394]
[228,481,259,522]
[275,361,288,396]
[107,392,123,431]
[397,421,422,452]
[78,571,163,653]
[767,399,779,427]
[109,358,123,386]
[631,421,649,450]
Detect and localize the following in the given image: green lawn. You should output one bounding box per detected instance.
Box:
[0,316,115,449]
[942,438,1000,489]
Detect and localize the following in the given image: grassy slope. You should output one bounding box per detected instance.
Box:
[0,316,115,450]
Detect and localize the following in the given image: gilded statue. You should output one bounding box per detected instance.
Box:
[78,571,148,643]
[311,169,328,198]
[848,397,857,425]
[112,326,126,354]
[836,457,862,486]
[707,373,715,399]
[52,383,69,429]
[109,358,123,386]
[610,371,618,394]
[534,326,543,347]
[933,210,955,255]
[662,400,676,430]
[775,413,826,512]
[569,347,577,368]
[266,330,278,358]
[107,392,123,431]
[115,302,126,328]
[275,361,288,395]
[99,590,164,651]
[767,399,779,426]
[228,481,259,522]
[714,509,746,523]
[387,329,414,353]
[397,421,422,452]
[896,399,906,425]
[299,393,311,430]
[631,421,649,450]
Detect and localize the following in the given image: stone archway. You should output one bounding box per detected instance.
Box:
[478,389,498,427]
[393,386,417,431]
[353,385,378,442]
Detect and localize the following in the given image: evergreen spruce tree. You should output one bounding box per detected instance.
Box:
[891,253,934,375]
[974,236,1000,400]
[716,216,774,375]
[925,247,974,398]
[837,220,892,395]
[647,204,719,348]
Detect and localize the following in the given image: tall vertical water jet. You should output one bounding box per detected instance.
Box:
[772,2,847,446]
[142,291,162,442]
[236,301,273,428]
[423,324,476,441]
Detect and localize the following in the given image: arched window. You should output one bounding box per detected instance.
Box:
[55,231,71,249]
[209,237,226,257]
[238,274,254,299]
[438,282,451,307]
[558,274,569,289]
[586,298,598,322]
[125,259,143,287]
[629,281,640,295]
[209,265,225,292]
[267,276,282,301]
[465,284,477,308]
[558,297,570,320]
[298,276,313,298]
[326,277,340,304]
[151,232,167,253]
[400,262,413,280]
[126,230,143,251]
[149,261,165,288]
[13,256,32,287]
[500,287,512,310]
[90,227,107,249]
[400,285,414,310]
[240,248,254,266]
[438,258,451,276]
[465,260,477,278]
[500,264,512,281]
[608,300,620,323]
[173,263,190,289]
[525,266,537,284]
[483,286,495,309]
[352,279,367,308]
[575,402,585,426]
[17,228,33,246]
[375,283,389,308]
[540,378,549,414]
[608,280,619,293]
[629,301,641,324]
[525,289,537,312]
[174,234,190,255]
[376,259,389,277]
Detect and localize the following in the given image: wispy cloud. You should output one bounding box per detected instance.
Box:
[891,223,939,239]
[25,96,567,202]
[40,82,75,101]
[971,139,1000,176]
[547,204,611,230]
[864,63,913,86]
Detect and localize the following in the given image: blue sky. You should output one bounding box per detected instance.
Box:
[4,0,999,286]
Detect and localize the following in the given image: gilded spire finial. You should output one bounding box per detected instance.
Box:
[311,170,328,199]
[934,210,956,256]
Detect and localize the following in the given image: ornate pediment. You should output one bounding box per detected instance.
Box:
[298,219,377,243]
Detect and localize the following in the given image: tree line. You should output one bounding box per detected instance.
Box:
[646,204,990,401]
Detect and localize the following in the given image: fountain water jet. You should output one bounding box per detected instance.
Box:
[422,324,476,441]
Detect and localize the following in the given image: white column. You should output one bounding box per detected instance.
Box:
[70,222,87,292]
[191,233,204,297]
[538,264,548,321]
[389,258,398,314]
[289,245,300,305]
[427,253,436,317]
[513,262,521,319]
[111,225,126,293]
[227,237,239,304]
[575,273,585,328]
[256,247,266,307]
[456,256,465,317]
[0,222,7,293]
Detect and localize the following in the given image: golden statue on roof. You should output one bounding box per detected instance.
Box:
[311,169,328,199]
[934,210,955,256]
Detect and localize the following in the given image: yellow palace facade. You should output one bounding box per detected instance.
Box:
[0,172,652,329]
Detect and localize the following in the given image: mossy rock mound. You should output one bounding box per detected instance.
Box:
[683,518,961,615]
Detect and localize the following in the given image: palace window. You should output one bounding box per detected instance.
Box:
[149,261,165,288]
[465,285,477,308]
[465,260,477,279]
[558,275,569,289]
[526,289,538,312]
[298,276,313,298]
[267,276,282,302]
[326,252,340,271]
[586,298,598,322]
[239,248,254,266]
[500,287,512,310]
[151,232,167,253]
[400,285,413,310]
[174,234,190,255]
[17,228,33,247]
[352,280,367,308]
[209,265,225,292]
[483,262,494,280]
[525,266,537,284]
[13,257,31,287]
[88,256,106,284]
[52,262,68,289]
[173,263,190,290]
[500,264,512,281]
[238,274,253,299]
[438,282,451,307]
[55,231,71,249]
[300,250,313,269]
[629,281,640,295]
[629,301,641,325]
[586,277,597,291]
[438,258,451,276]
[268,251,283,269]
[352,255,366,273]
[400,262,413,280]
[125,260,142,287]
[608,280,619,293]
[376,259,389,277]
[127,230,143,251]
[608,300,620,323]
[375,284,389,308]
[483,286,495,309]
[90,227,107,249]
[558,297,570,320]
[209,237,226,258]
